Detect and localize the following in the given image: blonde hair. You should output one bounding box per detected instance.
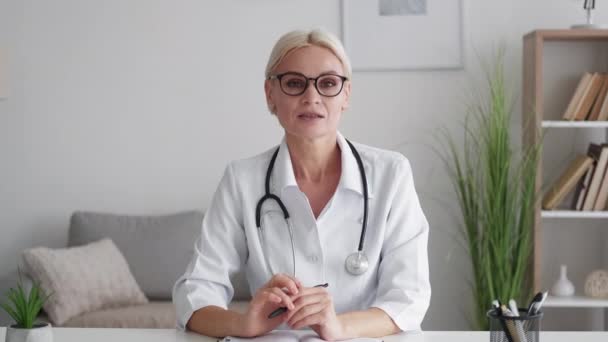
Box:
[264,28,352,80]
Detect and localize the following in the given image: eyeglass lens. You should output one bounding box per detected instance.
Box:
[279,73,344,97]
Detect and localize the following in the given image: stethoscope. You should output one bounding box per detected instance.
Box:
[255,139,369,276]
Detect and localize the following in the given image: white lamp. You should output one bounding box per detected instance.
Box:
[572,0,607,29]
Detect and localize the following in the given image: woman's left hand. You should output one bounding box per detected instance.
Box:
[285,286,346,341]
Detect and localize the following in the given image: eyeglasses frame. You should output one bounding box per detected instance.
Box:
[268,71,349,97]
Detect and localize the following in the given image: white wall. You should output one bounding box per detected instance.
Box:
[1,0,607,330]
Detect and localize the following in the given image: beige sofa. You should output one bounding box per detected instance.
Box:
[1,211,250,328]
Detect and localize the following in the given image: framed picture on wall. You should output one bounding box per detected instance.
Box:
[341,0,464,71]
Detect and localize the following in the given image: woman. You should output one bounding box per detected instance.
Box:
[173,28,430,340]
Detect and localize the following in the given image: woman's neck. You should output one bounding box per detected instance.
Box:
[285,133,341,183]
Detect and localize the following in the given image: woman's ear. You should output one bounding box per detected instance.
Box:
[264,79,276,114]
[341,81,351,111]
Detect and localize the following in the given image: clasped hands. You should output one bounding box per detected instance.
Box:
[240,273,345,340]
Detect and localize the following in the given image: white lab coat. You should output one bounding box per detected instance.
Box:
[173,132,431,331]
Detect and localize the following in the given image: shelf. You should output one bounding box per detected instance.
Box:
[544,295,608,308]
[542,121,608,128]
[541,210,608,218]
[526,29,608,41]
[524,30,608,314]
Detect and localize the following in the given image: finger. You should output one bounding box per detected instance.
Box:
[268,287,295,310]
[291,293,327,313]
[288,294,330,322]
[271,273,302,295]
[288,302,327,329]
[263,290,282,304]
[291,286,328,301]
[251,288,280,308]
[268,273,301,295]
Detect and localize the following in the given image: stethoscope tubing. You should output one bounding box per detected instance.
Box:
[255,138,369,276]
[345,139,368,253]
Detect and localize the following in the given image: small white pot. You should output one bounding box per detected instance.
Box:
[5,323,53,342]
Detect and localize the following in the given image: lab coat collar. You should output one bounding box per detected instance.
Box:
[272,131,371,198]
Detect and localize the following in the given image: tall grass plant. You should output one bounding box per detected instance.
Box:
[442,51,540,330]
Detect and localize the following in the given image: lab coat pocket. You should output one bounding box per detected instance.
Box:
[258,209,296,276]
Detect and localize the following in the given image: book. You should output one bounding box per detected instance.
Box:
[597,80,608,121]
[593,148,608,210]
[572,163,594,210]
[573,144,602,209]
[573,72,604,121]
[542,155,594,210]
[587,74,608,121]
[582,144,608,211]
[220,331,382,342]
[563,72,593,120]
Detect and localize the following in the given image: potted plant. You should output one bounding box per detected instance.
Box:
[1,272,52,342]
[441,51,540,330]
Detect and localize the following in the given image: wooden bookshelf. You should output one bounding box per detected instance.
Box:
[542,121,608,128]
[523,29,608,305]
[542,210,608,219]
[544,295,608,308]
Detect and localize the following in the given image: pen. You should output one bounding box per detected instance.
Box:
[508,299,519,317]
[531,291,547,315]
[491,300,501,316]
[527,291,547,315]
[527,292,542,315]
[267,283,329,319]
[500,305,521,342]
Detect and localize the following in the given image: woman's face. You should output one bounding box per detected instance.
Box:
[265,45,350,142]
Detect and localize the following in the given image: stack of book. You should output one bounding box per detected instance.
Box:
[562,72,608,121]
[543,143,608,210]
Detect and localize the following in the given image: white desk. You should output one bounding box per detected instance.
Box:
[1,328,608,341]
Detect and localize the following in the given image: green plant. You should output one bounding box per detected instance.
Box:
[0,272,51,328]
[441,51,540,330]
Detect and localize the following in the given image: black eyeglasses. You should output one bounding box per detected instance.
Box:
[268,72,348,97]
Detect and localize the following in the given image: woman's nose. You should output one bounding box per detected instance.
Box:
[300,81,322,104]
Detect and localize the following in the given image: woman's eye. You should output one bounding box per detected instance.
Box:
[285,79,306,88]
[319,80,337,88]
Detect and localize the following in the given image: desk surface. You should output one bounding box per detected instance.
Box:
[1,328,608,341]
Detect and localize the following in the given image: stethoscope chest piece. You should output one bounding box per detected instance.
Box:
[345,251,369,275]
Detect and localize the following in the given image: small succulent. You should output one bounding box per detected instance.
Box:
[0,271,51,328]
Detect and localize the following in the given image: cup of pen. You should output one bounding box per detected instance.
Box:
[487,308,543,342]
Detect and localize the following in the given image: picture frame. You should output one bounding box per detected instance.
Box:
[341,0,464,71]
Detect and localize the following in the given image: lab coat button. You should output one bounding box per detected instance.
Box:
[308,255,319,263]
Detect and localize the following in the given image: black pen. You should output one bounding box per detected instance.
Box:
[267,283,329,319]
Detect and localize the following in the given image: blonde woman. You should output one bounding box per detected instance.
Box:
[173,28,430,340]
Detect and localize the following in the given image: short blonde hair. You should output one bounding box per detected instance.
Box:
[264,28,352,80]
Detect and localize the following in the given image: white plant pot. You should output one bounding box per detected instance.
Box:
[5,323,53,342]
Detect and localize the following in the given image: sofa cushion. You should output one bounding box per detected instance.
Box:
[68,211,204,300]
[59,300,249,328]
[61,301,175,328]
[68,210,251,301]
[22,238,148,326]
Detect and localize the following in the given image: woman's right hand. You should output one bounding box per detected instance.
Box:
[239,273,302,337]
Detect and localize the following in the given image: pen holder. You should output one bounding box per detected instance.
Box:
[487,309,543,342]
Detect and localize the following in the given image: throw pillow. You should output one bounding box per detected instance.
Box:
[22,238,148,325]
[67,210,208,300]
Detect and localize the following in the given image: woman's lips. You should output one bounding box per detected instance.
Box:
[297,112,325,119]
